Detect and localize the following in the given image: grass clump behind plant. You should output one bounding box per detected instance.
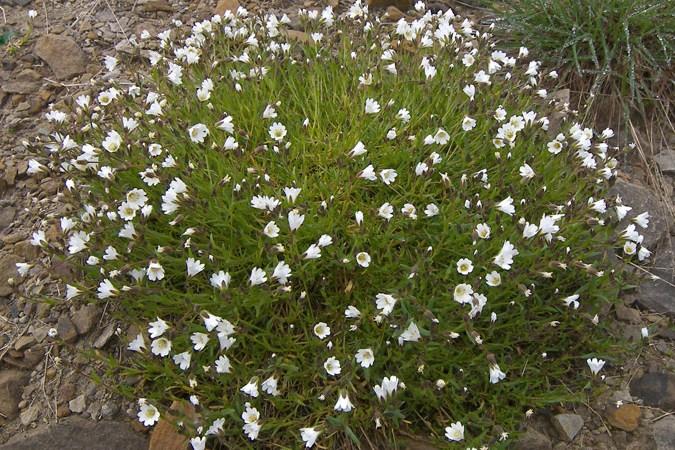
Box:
[493,0,673,115]
[25,2,653,448]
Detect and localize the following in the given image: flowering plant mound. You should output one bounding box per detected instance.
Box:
[28,2,653,448]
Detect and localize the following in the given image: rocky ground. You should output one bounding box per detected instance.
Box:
[0,0,673,449]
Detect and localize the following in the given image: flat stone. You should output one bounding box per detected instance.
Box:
[2,347,44,369]
[637,240,675,316]
[34,35,88,80]
[69,394,87,413]
[0,369,29,420]
[652,415,675,450]
[385,6,405,21]
[0,416,148,450]
[20,404,40,426]
[605,404,640,431]
[630,372,675,410]
[0,253,21,297]
[56,315,79,343]
[552,413,584,442]
[0,81,39,94]
[615,304,641,323]
[94,323,116,349]
[148,419,188,450]
[0,207,16,229]
[71,304,100,335]
[609,179,672,249]
[514,427,552,450]
[14,335,36,351]
[214,0,238,15]
[654,150,675,175]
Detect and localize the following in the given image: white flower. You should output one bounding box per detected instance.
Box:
[587,358,605,375]
[210,271,231,289]
[148,318,169,338]
[288,209,305,231]
[188,124,209,143]
[27,159,47,175]
[191,332,209,351]
[190,437,206,450]
[146,261,165,281]
[173,351,192,370]
[463,84,476,101]
[356,252,371,267]
[396,108,411,122]
[486,271,501,287]
[15,263,32,277]
[355,348,374,368]
[283,187,301,203]
[445,422,464,441]
[138,402,160,427]
[262,104,277,119]
[216,115,235,133]
[359,164,377,181]
[313,322,330,339]
[151,337,172,357]
[375,293,397,316]
[424,204,439,217]
[97,279,118,299]
[633,212,650,229]
[317,234,333,247]
[102,130,122,152]
[349,141,367,158]
[489,364,506,384]
[378,202,394,221]
[272,261,292,285]
[334,392,354,412]
[300,427,320,448]
[263,221,280,238]
[379,169,398,185]
[30,230,47,246]
[365,98,380,114]
[345,306,361,319]
[215,354,232,373]
[242,403,260,423]
[454,283,473,304]
[374,375,400,400]
[28,9,38,18]
[304,244,322,259]
[249,267,267,286]
[104,55,118,72]
[324,356,342,376]
[496,196,515,215]
[494,241,519,270]
[398,321,421,344]
[456,258,474,275]
[186,258,205,277]
[269,122,287,141]
[519,163,535,180]
[128,333,146,352]
[241,378,259,397]
[462,116,476,131]
[261,376,280,396]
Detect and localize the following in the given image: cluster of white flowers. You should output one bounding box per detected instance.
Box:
[24,1,650,447]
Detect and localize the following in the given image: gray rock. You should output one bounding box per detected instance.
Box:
[0,416,148,450]
[652,415,675,450]
[609,179,672,249]
[637,240,675,316]
[20,404,40,426]
[56,315,79,343]
[100,401,120,419]
[34,35,89,80]
[94,323,116,349]
[514,427,552,450]
[654,150,675,175]
[552,413,584,442]
[629,372,675,410]
[0,369,29,419]
[71,304,100,335]
[68,394,87,413]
